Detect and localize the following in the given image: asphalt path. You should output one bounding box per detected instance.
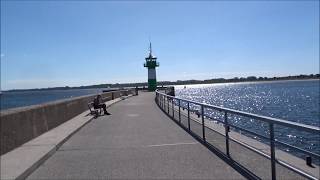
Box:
[27,92,244,179]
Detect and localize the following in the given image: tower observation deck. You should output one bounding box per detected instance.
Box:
[144,42,159,91]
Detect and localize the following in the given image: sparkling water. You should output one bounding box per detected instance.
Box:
[175,80,320,162]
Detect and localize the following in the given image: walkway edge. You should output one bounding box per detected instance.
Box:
[0,95,133,180]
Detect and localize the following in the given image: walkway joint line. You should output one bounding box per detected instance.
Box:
[146,142,198,147]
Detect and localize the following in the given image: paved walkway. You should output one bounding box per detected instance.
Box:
[28,92,244,179]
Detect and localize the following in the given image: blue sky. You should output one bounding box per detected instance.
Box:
[1,1,319,90]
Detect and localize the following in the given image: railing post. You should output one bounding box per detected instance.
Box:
[188,102,190,131]
[172,98,174,119]
[160,94,162,108]
[224,111,230,157]
[156,93,158,104]
[167,97,169,114]
[160,94,162,107]
[178,99,181,124]
[161,95,163,108]
[201,105,206,142]
[162,95,164,109]
[269,123,276,180]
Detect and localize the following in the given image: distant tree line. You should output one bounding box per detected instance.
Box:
[160,74,320,86]
[6,74,320,92]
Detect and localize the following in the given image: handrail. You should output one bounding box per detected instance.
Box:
[155,89,320,180]
[156,90,320,133]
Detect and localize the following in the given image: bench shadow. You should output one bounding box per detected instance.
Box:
[93,113,113,119]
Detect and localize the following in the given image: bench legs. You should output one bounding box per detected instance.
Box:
[93,108,103,118]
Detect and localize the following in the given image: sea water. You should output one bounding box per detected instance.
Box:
[175,80,320,161]
[0,88,104,110]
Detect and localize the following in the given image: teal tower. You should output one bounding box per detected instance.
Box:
[144,42,159,91]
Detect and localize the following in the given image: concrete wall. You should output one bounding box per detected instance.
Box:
[0,89,135,155]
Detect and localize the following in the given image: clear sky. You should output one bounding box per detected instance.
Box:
[1,1,319,90]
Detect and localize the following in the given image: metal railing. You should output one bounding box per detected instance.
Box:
[155,90,320,180]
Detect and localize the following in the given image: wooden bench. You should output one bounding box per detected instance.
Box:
[88,102,102,118]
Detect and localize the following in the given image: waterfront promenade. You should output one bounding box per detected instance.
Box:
[27,92,244,179]
[2,91,316,179]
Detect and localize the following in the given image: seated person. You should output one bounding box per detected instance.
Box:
[93,95,111,115]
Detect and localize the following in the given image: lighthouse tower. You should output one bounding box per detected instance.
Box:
[144,42,159,91]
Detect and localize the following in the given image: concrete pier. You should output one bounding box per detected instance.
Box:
[26,92,244,179]
[2,91,316,179]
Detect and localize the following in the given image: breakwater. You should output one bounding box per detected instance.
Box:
[0,89,135,155]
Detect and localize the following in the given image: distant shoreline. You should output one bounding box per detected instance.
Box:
[174,78,320,87]
[3,74,319,92]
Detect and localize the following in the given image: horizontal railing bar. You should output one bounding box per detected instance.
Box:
[275,140,320,158]
[164,91,320,158]
[222,110,319,134]
[204,116,224,123]
[166,92,320,157]
[230,135,272,159]
[176,106,271,159]
[156,90,320,134]
[179,106,225,123]
[227,123,270,140]
[176,107,270,141]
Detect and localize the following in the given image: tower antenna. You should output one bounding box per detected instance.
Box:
[149,41,152,56]
[148,37,152,56]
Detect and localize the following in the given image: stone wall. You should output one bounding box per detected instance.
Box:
[0,89,135,155]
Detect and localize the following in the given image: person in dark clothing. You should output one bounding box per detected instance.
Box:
[93,95,111,115]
